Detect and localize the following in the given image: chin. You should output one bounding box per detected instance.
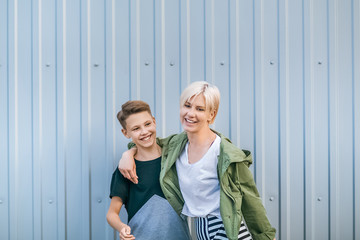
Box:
[141,139,157,148]
[182,126,197,133]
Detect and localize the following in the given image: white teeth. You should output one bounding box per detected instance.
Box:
[186,118,195,123]
[142,136,150,141]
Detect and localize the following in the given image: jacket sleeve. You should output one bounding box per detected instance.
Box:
[235,162,276,240]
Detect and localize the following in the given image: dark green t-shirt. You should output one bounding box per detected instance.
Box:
[109,157,165,222]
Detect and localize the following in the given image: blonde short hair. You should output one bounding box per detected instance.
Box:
[180,81,220,124]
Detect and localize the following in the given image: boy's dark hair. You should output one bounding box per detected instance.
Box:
[117,100,152,129]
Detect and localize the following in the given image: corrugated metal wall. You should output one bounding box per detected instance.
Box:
[0,0,359,239]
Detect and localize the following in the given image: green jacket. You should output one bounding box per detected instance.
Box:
[156,130,276,240]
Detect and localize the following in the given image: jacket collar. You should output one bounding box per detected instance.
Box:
[163,129,252,177]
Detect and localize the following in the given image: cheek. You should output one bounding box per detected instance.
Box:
[180,107,186,118]
[179,109,185,118]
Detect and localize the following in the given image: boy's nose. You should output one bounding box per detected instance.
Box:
[140,127,148,135]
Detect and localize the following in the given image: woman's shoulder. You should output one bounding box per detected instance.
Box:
[214,130,252,165]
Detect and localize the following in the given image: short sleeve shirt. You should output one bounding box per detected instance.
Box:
[176,135,221,218]
[109,157,165,222]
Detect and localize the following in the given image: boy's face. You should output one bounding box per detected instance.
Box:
[121,111,157,149]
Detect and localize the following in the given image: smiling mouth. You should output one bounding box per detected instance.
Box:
[140,135,151,141]
[185,118,197,123]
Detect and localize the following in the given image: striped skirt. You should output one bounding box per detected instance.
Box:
[195,215,252,240]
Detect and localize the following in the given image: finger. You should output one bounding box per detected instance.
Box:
[128,171,138,184]
[120,229,134,239]
[119,169,131,180]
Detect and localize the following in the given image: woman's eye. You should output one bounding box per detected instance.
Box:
[197,108,205,111]
[145,122,151,126]
[184,104,191,108]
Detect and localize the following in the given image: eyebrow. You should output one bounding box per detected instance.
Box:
[185,101,206,109]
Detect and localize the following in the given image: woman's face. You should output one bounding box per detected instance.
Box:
[180,94,215,134]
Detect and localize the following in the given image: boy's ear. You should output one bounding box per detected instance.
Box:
[121,128,130,139]
[152,116,156,125]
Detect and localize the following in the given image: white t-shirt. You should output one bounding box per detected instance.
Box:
[176,135,221,218]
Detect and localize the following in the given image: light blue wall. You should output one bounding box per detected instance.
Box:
[1,0,359,239]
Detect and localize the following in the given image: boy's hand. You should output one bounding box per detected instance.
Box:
[118,148,138,184]
[119,224,135,240]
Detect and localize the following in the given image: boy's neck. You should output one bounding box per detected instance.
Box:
[134,143,161,161]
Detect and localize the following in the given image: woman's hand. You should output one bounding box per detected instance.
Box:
[118,148,138,184]
[119,224,135,240]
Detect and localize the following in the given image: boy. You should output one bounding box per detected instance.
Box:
[106,100,191,240]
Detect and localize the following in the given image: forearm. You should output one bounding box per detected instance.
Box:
[241,181,276,239]
[119,147,138,183]
[106,212,127,233]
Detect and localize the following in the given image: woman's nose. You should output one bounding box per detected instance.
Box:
[187,107,195,116]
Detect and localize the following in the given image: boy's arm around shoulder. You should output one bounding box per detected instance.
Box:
[118,134,178,183]
[118,147,138,184]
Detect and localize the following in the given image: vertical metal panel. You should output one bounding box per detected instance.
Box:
[180,0,205,87]
[8,0,35,239]
[304,0,330,239]
[205,0,230,136]
[354,1,360,240]
[329,0,354,239]
[229,0,255,152]
[0,0,9,238]
[130,0,156,106]
[87,0,107,238]
[32,0,58,238]
[254,0,280,234]
[2,0,360,239]
[107,0,131,230]
[55,1,65,239]
[278,0,305,239]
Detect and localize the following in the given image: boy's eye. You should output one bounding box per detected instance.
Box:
[132,127,139,131]
[184,103,191,108]
[197,108,205,111]
[145,122,151,126]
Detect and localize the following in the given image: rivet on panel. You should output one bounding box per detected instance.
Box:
[97,199,102,203]
[270,61,274,65]
[45,63,51,67]
[169,62,175,66]
[94,63,99,67]
[317,197,322,201]
[144,62,149,66]
[318,61,322,65]
[49,200,53,204]
[0,200,3,204]
[269,197,274,201]
[220,62,225,66]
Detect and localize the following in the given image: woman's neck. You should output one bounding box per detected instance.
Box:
[186,127,217,164]
[187,127,216,147]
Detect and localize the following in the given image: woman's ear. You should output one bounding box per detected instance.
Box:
[208,110,216,123]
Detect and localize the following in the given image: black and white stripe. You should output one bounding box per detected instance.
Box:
[195,215,252,240]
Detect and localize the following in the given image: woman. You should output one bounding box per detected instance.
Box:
[119,81,276,240]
